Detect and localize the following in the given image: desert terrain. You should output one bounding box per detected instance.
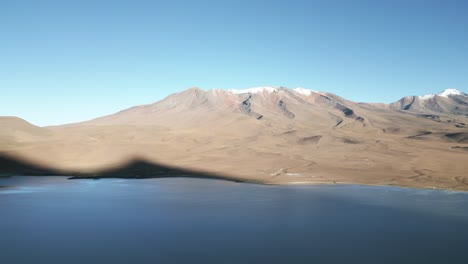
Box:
[1,87,467,190]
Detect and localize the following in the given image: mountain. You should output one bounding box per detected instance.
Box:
[81,87,367,128]
[390,88,468,116]
[1,87,468,190]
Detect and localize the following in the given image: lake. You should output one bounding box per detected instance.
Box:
[1,176,468,264]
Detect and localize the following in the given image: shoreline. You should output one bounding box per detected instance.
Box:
[3,174,462,192]
[2,152,467,192]
[265,181,466,192]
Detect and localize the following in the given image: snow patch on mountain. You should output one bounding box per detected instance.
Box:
[418,94,435,100]
[416,89,465,100]
[228,87,279,94]
[294,87,318,96]
[227,86,320,96]
[439,89,464,97]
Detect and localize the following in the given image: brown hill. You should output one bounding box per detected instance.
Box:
[0,117,51,146]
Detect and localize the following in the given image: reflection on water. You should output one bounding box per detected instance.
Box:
[1,176,468,264]
[0,186,48,194]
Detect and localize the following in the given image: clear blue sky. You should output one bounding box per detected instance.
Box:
[1,0,467,126]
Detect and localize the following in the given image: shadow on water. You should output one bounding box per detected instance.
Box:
[0,152,255,183]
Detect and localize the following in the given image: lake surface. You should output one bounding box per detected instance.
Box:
[1,176,468,264]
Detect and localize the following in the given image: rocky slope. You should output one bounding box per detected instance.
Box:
[390,88,468,116]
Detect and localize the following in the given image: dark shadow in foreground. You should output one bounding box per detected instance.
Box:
[0,153,255,183]
[0,154,62,176]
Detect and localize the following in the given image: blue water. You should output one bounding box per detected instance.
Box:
[1,176,468,264]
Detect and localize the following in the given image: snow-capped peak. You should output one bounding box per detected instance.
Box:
[293,87,318,96]
[438,88,464,97]
[416,88,465,100]
[228,86,279,94]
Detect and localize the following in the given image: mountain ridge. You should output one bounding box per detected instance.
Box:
[81,86,468,126]
[1,87,467,190]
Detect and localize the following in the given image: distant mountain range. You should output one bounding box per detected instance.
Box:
[390,88,468,115]
[78,87,468,127]
[1,87,467,190]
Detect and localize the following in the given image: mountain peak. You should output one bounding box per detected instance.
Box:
[185,87,205,92]
[391,88,468,115]
[415,88,465,101]
[439,88,464,97]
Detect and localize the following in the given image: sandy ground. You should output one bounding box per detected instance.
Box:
[1,120,467,191]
